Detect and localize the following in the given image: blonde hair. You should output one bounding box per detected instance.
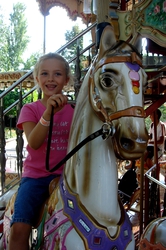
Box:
[33,52,73,86]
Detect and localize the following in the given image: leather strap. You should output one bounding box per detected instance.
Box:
[109,106,146,121]
[94,52,142,73]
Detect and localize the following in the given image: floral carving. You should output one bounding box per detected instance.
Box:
[145,0,166,31]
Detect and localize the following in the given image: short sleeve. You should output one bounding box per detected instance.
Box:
[17,103,39,130]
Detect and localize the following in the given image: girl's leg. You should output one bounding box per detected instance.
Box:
[9,222,31,250]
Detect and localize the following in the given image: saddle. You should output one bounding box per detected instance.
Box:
[34,177,60,227]
[6,177,60,228]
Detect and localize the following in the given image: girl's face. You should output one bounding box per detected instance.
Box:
[36,58,69,97]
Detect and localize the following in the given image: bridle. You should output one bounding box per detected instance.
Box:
[46,48,146,172]
[89,50,145,123]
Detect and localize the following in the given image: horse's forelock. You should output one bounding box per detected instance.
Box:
[103,40,141,59]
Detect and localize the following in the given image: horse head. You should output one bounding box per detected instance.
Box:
[89,25,148,160]
[139,217,166,250]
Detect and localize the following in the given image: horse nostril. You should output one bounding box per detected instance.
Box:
[120,138,135,151]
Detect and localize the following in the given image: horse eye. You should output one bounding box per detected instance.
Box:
[100,74,114,88]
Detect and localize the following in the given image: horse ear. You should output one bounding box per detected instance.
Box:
[129,33,142,54]
[98,25,117,60]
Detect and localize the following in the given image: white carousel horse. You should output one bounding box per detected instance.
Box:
[3,25,148,250]
[139,217,166,250]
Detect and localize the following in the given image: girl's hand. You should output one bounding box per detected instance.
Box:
[44,94,68,120]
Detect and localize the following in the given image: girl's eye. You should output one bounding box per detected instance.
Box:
[41,72,48,76]
[100,73,114,88]
[55,72,61,76]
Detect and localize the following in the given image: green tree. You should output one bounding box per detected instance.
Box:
[159,105,166,122]
[0,3,41,119]
[0,3,29,71]
[0,8,8,71]
[22,52,41,70]
[0,88,38,116]
[61,24,86,73]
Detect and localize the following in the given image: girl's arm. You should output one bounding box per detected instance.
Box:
[23,94,68,150]
[23,119,49,150]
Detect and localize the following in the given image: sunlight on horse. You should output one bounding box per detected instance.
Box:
[3,25,148,250]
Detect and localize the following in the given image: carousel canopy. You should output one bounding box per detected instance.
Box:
[0,71,34,89]
[0,71,74,91]
[36,0,89,23]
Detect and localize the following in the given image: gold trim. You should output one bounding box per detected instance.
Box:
[117,0,166,47]
[62,175,122,242]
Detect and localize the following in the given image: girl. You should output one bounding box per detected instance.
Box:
[9,53,74,250]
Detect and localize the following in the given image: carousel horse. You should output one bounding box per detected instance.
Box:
[139,217,166,250]
[3,25,148,250]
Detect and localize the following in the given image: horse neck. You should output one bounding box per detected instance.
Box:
[64,97,120,226]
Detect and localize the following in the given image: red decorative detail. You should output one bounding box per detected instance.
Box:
[163,1,166,12]
[132,81,140,88]
[154,5,160,14]
[0,222,3,234]
[93,236,101,245]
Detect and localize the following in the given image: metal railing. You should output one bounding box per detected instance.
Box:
[0,21,97,196]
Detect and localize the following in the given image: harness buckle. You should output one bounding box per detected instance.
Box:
[102,123,115,140]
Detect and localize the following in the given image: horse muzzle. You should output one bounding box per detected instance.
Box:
[112,129,148,160]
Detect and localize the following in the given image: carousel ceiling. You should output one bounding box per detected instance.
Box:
[0,71,74,91]
[36,0,89,23]
[0,71,34,89]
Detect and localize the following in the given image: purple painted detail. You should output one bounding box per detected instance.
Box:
[129,71,140,81]
[125,62,140,72]
[60,176,132,250]
[125,62,141,94]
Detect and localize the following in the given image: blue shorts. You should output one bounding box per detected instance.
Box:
[11,175,59,227]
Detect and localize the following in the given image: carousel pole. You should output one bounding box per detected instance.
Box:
[43,15,46,54]
[94,0,111,50]
[94,0,119,50]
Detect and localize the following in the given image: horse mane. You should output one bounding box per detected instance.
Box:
[103,40,142,59]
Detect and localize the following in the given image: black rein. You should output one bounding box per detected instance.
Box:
[45,106,109,173]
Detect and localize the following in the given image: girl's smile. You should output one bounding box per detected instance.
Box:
[36,58,68,97]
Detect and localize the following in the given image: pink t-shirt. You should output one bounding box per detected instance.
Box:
[17,100,74,178]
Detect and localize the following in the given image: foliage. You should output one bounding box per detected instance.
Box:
[5,128,16,139]
[160,104,166,121]
[0,3,29,71]
[2,89,20,116]
[0,3,41,72]
[61,24,86,73]
[1,88,39,126]
[0,9,8,71]
[21,52,41,70]
[0,3,41,119]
